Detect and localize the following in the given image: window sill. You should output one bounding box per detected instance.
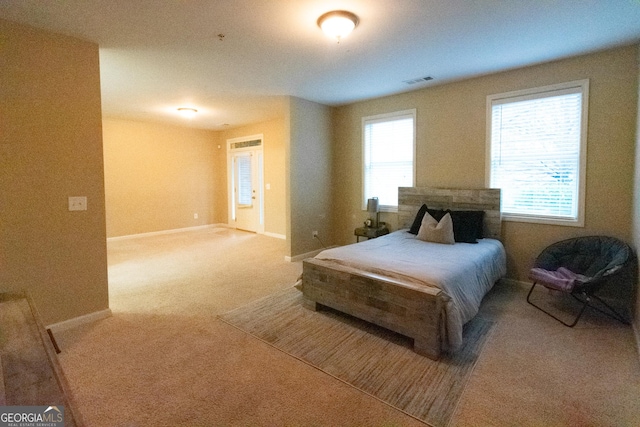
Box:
[362,206,398,213]
[502,214,584,228]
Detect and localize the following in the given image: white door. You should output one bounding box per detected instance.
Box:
[233,151,259,232]
[228,135,263,233]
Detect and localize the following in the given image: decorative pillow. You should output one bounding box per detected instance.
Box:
[417,212,455,244]
[408,204,448,234]
[448,210,485,243]
[408,204,428,234]
[428,207,447,221]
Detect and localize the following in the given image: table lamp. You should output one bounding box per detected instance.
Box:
[367,197,379,227]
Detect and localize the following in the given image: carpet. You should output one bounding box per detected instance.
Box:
[219,287,494,427]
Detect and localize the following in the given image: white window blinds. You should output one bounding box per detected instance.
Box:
[237,155,252,207]
[363,110,415,209]
[488,80,588,225]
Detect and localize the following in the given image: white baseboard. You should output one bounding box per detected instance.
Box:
[500,278,530,288]
[215,223,234,229]
[107,224,226,241]
[264,231,286,240]
[108,224,290,242]
[46,308,112,334]
[286,249,324,263]
[634,322,640,363]
[285,245,339,263]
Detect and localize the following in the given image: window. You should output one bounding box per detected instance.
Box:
[362,109,416,211]
[236,154,252,207]
[486,80,589,226]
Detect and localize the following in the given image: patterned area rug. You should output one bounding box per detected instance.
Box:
[219,287,494,427]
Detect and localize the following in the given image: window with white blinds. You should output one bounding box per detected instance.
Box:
[236,154,253,207]
[487,80,588,226]
[362,109,416,211]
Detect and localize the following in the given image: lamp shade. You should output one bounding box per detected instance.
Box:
[367,197,379,213]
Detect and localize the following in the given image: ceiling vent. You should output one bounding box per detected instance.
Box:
[403,76,434,85]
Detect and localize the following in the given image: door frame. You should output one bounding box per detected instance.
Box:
[227,134,264,234]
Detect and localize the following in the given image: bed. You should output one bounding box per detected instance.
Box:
[301,187,506,360]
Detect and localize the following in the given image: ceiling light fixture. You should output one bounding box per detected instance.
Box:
[177,107,198,118]
[317,10,359,42]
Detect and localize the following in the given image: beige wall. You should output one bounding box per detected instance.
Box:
[333,45,638,282]
[0,19,109,324]
[103,119,221,237]
[103,117,289,239]
[220,118,287,237]
[633,45,640,340]
[287,97,333,257]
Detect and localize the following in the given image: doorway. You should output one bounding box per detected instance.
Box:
[227,135,264,233]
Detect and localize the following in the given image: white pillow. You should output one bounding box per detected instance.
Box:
[417,212,455,244]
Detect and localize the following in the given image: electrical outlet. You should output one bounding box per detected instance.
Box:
[68,196,87,211]
[194,213,198,219]
[312,230,318,238]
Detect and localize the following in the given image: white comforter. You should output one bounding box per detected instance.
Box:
[315,230,507,350]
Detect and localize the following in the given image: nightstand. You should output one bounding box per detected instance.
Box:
[354,224,389,242]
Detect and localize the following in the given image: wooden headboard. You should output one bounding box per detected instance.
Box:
[398,187,502,240]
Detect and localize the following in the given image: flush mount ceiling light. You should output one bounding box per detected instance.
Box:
[177,107,198,118]
[317,10,359,42]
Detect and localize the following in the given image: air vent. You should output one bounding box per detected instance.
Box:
[231,139,262,150]
[403,76,434,85]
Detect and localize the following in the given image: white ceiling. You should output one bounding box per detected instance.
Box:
[2,0,639,130]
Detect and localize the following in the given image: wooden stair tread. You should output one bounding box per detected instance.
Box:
[0,293,84,426]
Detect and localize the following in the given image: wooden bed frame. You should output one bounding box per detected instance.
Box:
[302,187,501,360]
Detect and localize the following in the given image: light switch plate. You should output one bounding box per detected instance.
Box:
[68,196,87,211]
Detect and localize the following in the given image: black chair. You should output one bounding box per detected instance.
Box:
[526,236,633,327]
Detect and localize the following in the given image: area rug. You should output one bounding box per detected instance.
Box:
[218,287,494,427]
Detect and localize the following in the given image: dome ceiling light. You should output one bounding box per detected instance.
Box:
[177,107,198,118]
[317,10,359,43]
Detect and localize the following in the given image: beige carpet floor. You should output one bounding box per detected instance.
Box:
[55,227,640,426]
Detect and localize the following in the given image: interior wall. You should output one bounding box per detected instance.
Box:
[633,44,640,342]
[0,19,109,324]
[220,117,287,237]
[333,44,638,282]
[103,118,221,237]
[286,97,333,257]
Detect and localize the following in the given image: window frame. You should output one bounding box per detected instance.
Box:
[485,80,589,227]
[362,109,417,212]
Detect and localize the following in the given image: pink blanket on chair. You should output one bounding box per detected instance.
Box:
[528,267,589,292]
